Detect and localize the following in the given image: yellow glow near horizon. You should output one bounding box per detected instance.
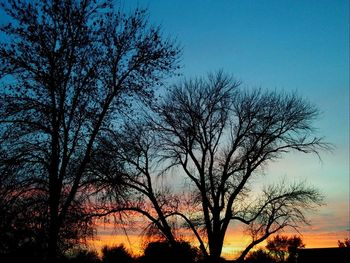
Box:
[87,225,349,260]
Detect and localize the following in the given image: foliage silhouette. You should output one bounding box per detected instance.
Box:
[266,235,305,263]
[245,249,275,263]
[69,249,100,263]
[101,245,133,263]
[0,240,47,263]
[139,241,199,263]
[338,238,350,248]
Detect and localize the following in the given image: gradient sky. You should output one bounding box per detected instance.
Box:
[89,0,350,258]
[1,0,348,259]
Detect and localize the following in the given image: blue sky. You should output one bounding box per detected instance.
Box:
[123,0,349,146]
[121,0,349,246]
[0,0,347,251]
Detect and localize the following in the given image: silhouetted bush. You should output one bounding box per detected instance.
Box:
[338,238,350,248]
[140,241,199,263]
[102,245,134,263]
[0,240,48,263]
[266,235,305,263]
[197,256,227,263]
[69,249,100,263]
[245,249,275,263]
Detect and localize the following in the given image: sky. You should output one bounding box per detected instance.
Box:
[89,0,349,258]
[0,0,348,259]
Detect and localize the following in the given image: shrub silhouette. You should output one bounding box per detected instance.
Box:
[140,241,198,263]
[338,238,350,248]
[69,249,100,263]
[0,240,47,263]
[245,249,275,263]
[266,235,304,263]
[102,245,133,263]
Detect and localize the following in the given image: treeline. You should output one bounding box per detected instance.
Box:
[0,241,200,263]
[0,1,329,263]
[0,236,306,263]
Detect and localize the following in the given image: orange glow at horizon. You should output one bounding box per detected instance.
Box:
[89,199,350,260]
[87,225,349,260]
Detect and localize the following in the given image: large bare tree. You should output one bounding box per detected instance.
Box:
[151,72,328,262]
[0,0,179,261]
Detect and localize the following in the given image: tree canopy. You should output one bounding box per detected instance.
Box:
[91,72,328,262]
[0,0,179,261]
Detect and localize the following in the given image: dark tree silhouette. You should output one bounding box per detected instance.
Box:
[266,235,305,263]
[0,0,179,261]
[151,72,328,262]
[285,235,305,263]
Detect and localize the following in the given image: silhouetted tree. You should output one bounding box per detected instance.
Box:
[151,72,327,262]
[265,235,304,263]
[0,0,180,261]
[0,133,95,261]
[285,235,305,263]
[0,148,49,261]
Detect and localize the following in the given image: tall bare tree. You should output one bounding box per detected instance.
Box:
[0,0,179,261]
[152,72,327,262]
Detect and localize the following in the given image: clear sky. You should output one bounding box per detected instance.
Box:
[1,0,348,259]
[91,0,349,257]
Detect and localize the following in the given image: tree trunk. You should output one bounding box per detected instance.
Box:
[236,247,251,263]
[208,232,225,263]
[236,238,262,262]
[48,207,59,263]
[48,172,60,262]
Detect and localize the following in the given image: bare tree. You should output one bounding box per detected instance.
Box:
[0,0,179,261]
[90,122,181,246]
[237,182,313,262]
[151,72,328,262]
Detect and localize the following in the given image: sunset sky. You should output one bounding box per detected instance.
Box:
[0,0,348,261]
[89,0,349,259]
